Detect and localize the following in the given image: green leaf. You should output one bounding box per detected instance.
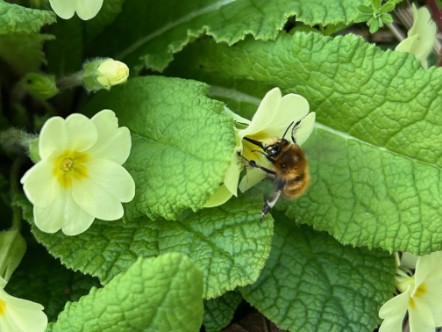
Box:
[0,1,55,35]
[368,17,381,33]
[204,291,243,332]
[19,194,273,299]
[50,254,204,332]
[380,2,396,13]
[381,13,393,24]
[241,212,396,332]
[84,0,125,42]
[45,19,83,76]
[283,126,442,254]
[5,243,99,322]
[0,33,54,75]
[167,32,442,254]
[84,76,235,220]
[90,0,370,71]
[357,4,373,14]
[372,0,382,10]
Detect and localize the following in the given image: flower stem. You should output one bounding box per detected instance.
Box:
[56,72,83,90]
[10,158,25,230]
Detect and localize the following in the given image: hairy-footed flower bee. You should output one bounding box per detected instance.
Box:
[240,119,310,219]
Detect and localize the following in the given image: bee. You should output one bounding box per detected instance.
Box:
[240,119,310,219]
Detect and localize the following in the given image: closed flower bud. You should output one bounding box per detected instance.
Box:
[82,58,129,92]
[23,73,58,100]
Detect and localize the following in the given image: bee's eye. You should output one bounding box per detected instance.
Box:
[267,146,281,156]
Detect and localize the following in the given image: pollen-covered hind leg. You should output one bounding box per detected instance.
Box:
[260,179,285,221]
[260,189,282,221]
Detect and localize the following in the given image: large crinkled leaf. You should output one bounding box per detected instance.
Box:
[84,76,235,220]
[18,194,273,299]
[50,254,204,332]
[0,1,55,35]
[90,0,369,71]
[241,212,396,332]
[0,1,55,75]
[0,33,54,75]
[5,244,99,322]
[282,126,442,254]
[168,32,442,255]
[204,291,243,332]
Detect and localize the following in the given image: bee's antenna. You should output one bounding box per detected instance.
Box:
[243,136,265,149]
[290,119,302,144]
[282,121,295,139]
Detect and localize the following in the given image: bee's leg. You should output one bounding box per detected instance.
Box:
[260,190,282,221]
[260,180,285,221]
[237,153,276,177]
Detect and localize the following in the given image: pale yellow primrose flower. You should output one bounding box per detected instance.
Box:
[0,277,47,332]
[238,88,315,192]
[205,88,315,207]
[20,110,135,236]
[395,4,437,68]
[379,251,442,332]
[49,0,104,20]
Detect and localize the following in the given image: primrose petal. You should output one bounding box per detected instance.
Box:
[38,116,68,159]
[0,283,47,332]
[49,0,76,19]
[75,0,104,20]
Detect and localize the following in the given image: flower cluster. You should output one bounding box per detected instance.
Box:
[21,110,135,236]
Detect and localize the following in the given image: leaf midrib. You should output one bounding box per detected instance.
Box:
[116,0,238,60]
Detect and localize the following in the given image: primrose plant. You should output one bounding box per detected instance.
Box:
[0,0,441,331]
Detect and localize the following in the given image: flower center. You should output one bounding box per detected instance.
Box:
[414,283,427,298]
[0,299,5,316]
[408,282,427,309]
[53,150,89,188]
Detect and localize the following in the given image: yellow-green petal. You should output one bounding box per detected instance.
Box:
[408,300,435,332]
[34,190,94,235]
[64,113,98,152]
[378,291,409,332]
[238,87,282,138]
[89,110,132,164]
[20,160,59,208]
[72,159,131,221]
[204,185,234,208]
[395,4,436,68]
[0,284,47,332]
[48,0,76,19]
[38,117,68,159]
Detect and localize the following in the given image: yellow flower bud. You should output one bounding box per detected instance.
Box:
[82,58,130,92]
[96,59,129,89]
